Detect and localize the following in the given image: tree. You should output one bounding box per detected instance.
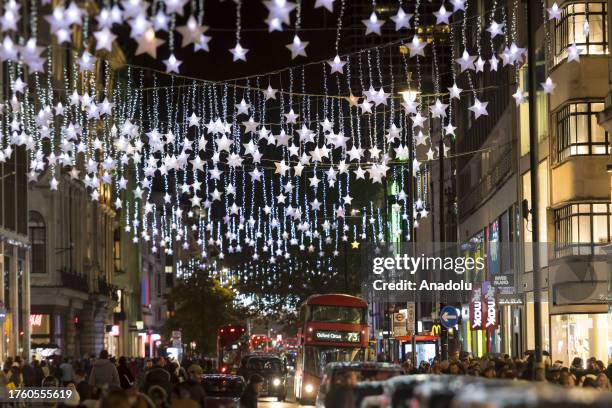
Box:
[164,272,243,355]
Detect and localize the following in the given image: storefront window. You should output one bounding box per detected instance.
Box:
[554,202,612,257]
[551,313,609,367]
[554,2,608,65]
[28,211,46,274]
[555,102,609,162]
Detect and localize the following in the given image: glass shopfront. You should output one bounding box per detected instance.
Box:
[551,313,610,366]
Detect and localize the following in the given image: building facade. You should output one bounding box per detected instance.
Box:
[456,0,611,365]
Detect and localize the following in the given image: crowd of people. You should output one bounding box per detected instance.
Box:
[397,352,611,389]
[0,350,264,407]
[0,350,609,407]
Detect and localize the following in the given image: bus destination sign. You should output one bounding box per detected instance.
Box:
[313,330,360,343]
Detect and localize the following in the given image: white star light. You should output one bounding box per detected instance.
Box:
[566,43,582,63]
[469,98,489,119]
[547,2,562,21]
[390,7,412,30]
[407,36,426,57]
[230,42,248,62]
[264,85,277,100]
[512,88,525,105]
[286,35,308,59]
[327,55,347,74]
[434,5,452,25]
[541,77,556,94]
[448,83,462,99]
[163,54,182,73]
[487,21,505,38]
[314,0,334,12]
[362,12,384,35]
[456,49,476,72]
[94,28,116,51]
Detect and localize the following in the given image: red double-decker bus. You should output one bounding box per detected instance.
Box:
[217,324,248,373]
[293,294,368,403]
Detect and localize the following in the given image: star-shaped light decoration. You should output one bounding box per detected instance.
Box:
[469,98,489,119]
[314,0,334,12]
[429,98,448,118]
[547,2,562,21]
[176,15,206,47]
[566,43,582,63]
[541,77,556,94]
[407,36,426,57]
[264,85,277,100]
[164,0,189,16]
[286,35,308,59]
[512,88,525,105]
[450,0,466,12]
[94,28,116,51]
[135,28,165,58]
[487,21,505,38]
[229,42,248,62]
[448,82,462,99]
[284,108,299,124]
[362,12,384,35]
[390,7,412,30]
[163,54,182,73]
[434,5,452,25]
[77,51,96,72]
[456,49,476,72]
[327,55,347,74]
[235,98,250,116]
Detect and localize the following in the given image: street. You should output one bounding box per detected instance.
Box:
[259,397,313,408]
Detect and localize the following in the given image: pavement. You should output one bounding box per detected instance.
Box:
[259,396,314,407]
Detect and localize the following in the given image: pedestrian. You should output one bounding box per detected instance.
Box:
[33,359,45,386]
[60,357,74,386]
[21,360,36,387]
[240,374,264,408]
[88,349,120,390]
[117,356,135,389]
[176,364,207,407]
[74,369,92,401]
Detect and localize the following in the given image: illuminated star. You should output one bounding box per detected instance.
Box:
[176,16,207,48]
[94,28,116,51]
[487,21,505,38]
[163,54,182,73]
[407,36,426,57]
[135,28,165,58]
[469,98,489,119]
[512,88,525,105]
[229,42,248,62]
[448,83,462,99]
[264,85,277,100]
[566,43,582,63]
[286,35,308,59]
[456,49,476,72]
[314,0,334,12]
[547,2,562,21]
[434,5,452,25]
[327,55,347,74]
[541,77,556,94]
[362,12,384,35]
[390,7,412,30]
[351,241,360,249]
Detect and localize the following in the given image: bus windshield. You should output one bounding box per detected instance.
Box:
[310,305,365,324]
[304,346,365,378]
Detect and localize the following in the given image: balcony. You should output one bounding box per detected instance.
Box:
[98,278,119,301]
[59,269,89,292]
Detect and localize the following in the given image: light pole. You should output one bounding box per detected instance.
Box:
[525,0,545,381]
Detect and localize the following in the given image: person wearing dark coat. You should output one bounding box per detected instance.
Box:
[33,361,45,387]
[74,369,92,401]
[141,366,174,403]
[21,362,36,387]
[240,374,264,408]
[117,356,135,389]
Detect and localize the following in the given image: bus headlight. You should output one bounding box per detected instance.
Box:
[304,383,314,393]
[272,378,281,387]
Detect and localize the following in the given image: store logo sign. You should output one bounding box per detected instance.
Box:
[483,282,498,329]
[470,283,483,330]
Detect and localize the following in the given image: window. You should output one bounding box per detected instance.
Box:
[555,101,609,161]
[28,211,46,274]
[113,228,121,272]
[309,305,365,324]
[554,203,612,257]
[554,2,608,65]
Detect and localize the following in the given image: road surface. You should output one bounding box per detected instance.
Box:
[259,397,314,407]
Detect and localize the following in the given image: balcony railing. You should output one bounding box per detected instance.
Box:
[98,278,119,301]
[458,149,514,221]
[59,269,89,292]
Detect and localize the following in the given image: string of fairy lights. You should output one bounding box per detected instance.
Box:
[0,0,577,293]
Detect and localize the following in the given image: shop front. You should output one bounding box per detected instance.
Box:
[550,312,610,366]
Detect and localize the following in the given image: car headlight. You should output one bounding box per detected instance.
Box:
[272,378,281,386]
[304,383,314,393]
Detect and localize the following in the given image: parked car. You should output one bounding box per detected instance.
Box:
[316,362,404,408]
[201,374,245,408]
[237,353,288,401]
